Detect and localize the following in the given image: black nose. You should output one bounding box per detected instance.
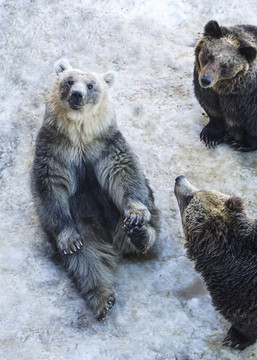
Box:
[71,90,83,103]
[175,175,185,183]
[200,75,212,87]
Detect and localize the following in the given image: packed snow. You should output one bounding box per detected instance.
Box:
[1,0,257,359]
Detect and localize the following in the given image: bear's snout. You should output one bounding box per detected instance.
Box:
[69,90,84,109]
[200,75,212,88]
[175,175,185,183]
[174,177,199,216]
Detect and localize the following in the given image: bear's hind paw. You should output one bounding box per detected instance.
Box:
[96,294,116,321]
[230,140,256,152]
[223,326,256,350]
[123,220,147,252]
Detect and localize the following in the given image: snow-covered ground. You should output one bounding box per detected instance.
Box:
[1,1,257,359]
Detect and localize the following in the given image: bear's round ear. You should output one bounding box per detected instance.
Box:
[239,40,257,63]
[103,72,115,87]
[225,196,244,212]
[204,20,222,38]
[54,59,72,76]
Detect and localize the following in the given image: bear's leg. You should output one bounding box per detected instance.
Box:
[200,116,225,148]
[61,225,118,320]
[223,322,257,350]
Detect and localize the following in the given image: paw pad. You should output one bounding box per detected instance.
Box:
[123,218,147,252]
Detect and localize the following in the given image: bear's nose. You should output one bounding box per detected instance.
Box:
[70,90,83,103]
[175,175,185,183]
[200,75,212,88]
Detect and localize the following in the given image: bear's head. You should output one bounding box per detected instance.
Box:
[195,20,257,89]
[48,59,115,121]
[46,59,116,142]
[174,176,252,261]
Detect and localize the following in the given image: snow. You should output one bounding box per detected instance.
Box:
[1,0,257,359]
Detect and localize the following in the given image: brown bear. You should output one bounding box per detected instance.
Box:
[174,175,257,350]
[31,59,160,320]
[194,20,257,151]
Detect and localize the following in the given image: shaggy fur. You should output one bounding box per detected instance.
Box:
[31,59,160,320]
[194,20,257,151]
[174,175,257,350]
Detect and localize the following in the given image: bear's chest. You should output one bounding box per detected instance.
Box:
[218,94,248,126]
[71,158,99,193]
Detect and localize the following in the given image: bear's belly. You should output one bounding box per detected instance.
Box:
[69,168,121,237]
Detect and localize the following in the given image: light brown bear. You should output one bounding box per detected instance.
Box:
[31,59,160,320]
[175,175,257,350]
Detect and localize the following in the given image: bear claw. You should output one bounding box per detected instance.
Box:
[231,142,253,152]
[96,294,116,321]
[57,230,83,255]
[200,126,225,149]
[223,326,256,350]
[62,241,83,255]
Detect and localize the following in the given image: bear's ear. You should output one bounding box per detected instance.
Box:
[103,72,115,87]
[225,196,244,212]
[239,40,257,63]
[204,20,222,38]
[54,59,73,75]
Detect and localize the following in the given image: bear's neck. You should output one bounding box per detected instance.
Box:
[46,94,117,146]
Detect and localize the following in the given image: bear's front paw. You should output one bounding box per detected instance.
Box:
[96,294,116,321]
[124,201,151,224]
[223,326,256,350]
[200,126,224,148]
[56,228,83,255]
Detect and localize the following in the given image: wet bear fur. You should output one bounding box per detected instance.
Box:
[194,20,257,151]
[174,176,257,350]
[31,59,160,320]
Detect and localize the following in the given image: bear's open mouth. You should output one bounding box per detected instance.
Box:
[69,103,82,110]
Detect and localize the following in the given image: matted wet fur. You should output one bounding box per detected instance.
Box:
[175,176,257,350]
[194,20,257,151]
[31,59,160,320]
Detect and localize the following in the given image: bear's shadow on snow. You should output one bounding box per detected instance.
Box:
[176,278,208,300]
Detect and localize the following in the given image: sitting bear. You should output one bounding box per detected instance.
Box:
[194,20,257,151]
[174,175,257,350]
[31,59,160,320]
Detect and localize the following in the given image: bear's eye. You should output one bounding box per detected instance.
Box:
[87,83,93,90]
[220,64,231,76]
[67,79,74,86]
[200,52,214,66]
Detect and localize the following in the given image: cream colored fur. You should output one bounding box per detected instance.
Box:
[46,68,116,147]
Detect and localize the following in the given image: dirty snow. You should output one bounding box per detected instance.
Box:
[1,0,257,359]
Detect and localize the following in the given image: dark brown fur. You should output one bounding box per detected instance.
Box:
[194,20,257,151]
[175,176,257,350]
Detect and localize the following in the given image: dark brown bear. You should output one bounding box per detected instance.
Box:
[174,175,257,350]
[194,20,257,151]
